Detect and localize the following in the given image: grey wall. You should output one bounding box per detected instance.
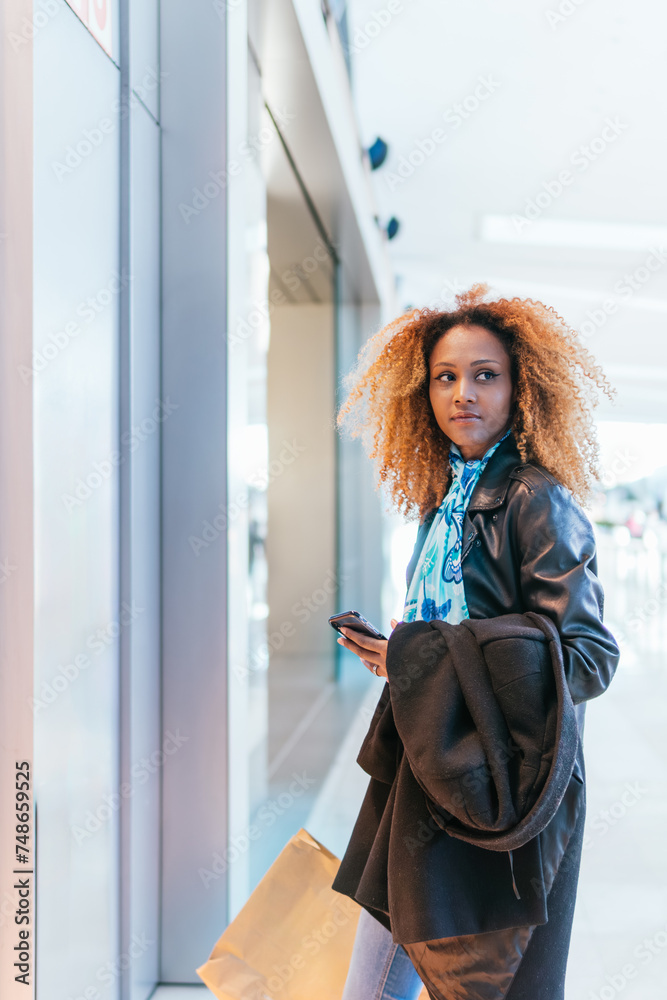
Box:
[159,0,230,982]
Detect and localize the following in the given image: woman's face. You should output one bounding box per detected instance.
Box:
[428,324,515,461]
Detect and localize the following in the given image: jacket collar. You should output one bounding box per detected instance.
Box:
[466,431,524,511]
[420,430,524,530]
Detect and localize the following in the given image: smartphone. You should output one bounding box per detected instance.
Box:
[328,610,387,640]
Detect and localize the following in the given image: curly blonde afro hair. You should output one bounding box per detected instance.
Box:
[336,283,615,519]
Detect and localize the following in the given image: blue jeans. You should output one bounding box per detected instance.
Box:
[341,907,425,1000]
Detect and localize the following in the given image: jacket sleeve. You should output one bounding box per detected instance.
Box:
[513,479,620,705]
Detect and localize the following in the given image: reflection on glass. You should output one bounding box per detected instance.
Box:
[242,88,340,891]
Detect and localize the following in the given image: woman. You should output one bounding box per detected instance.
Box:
[331,284,620,1000]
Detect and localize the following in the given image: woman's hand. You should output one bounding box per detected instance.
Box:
[336,619,399,679]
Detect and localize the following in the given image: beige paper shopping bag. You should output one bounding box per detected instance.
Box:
[196,826,429,1000]
[196,828,357,1000]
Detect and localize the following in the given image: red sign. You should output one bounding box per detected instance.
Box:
[65,0,112,58]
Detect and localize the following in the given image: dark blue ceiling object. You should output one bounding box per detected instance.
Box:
[387,216,400,240]
[368,137,389,170]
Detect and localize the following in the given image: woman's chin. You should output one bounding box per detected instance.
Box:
[447,423,485,446]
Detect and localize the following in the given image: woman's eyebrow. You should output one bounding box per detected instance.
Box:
[432,358,501,370]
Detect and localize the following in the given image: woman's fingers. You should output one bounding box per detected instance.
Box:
[338,627,382,652]
[337,630,382,662]
[336,636,387,678]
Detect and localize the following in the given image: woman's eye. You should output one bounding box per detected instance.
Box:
[435,371,498,382]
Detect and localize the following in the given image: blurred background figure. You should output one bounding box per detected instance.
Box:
[0,1,665,998]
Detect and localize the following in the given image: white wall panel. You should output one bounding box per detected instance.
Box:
[33,8,121,997]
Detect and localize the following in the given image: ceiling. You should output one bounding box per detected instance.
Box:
[250,0,393,307]
[347,0,667,422]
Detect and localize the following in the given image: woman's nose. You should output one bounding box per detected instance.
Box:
[454,379,476,402]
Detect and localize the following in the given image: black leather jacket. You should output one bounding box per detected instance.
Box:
[333,431,620,945]
[408,431,619,710]
[406,430,619,912]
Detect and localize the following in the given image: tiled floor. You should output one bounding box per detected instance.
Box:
[246,657,376,893]
[563,532,667,999]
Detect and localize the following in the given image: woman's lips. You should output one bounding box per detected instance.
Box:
[450,414,480,422]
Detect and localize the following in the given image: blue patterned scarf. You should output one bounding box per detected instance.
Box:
[403,429,511,624]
